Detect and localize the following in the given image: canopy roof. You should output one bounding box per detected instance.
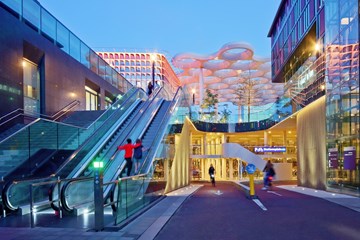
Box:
[172,42,284,106]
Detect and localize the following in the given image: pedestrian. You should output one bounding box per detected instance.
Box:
[116,138,141,176]
[208,164,216,187]
[147,82,154,95]
[133,139,149,174]
[262,160,275,190]
[154,80,160,89]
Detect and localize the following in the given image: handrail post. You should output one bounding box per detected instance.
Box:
[56,124,59,150]
[125,179,128,218]
[29,184,34,228]
[142,176,145,206]
[0,177,5,218]
[94,167,104,231]
[57,176,62,219]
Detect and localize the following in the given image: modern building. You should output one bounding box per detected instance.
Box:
[0,0,132,117]
[268,0,359,195]
[97,51,181,94]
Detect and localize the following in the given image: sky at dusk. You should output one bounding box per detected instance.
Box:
[38,0,281,59]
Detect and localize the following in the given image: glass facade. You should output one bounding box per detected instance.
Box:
[325,0,359,194]
[269,0,324,82]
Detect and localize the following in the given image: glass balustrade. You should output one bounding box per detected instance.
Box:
[3,88,144,210]
[59,88,169,215]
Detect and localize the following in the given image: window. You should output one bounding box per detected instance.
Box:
[23,58,40,113]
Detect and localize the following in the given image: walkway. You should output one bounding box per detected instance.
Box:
[155,182,360,240]
[0,182,359,240]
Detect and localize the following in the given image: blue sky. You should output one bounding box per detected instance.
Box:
[38,0,281,58]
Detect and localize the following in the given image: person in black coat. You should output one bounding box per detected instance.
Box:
[209,164,216,187]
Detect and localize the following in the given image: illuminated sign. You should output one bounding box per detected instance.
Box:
[343,146,356,170]
[254,147,286,153]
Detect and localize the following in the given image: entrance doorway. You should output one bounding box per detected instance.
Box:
[23,59,40,114]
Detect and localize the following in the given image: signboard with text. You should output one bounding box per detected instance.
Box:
[328,148,338,169]
[343,146,356,170]
[254,146,286,153]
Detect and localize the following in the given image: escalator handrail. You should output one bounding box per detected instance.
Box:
[108,87,182,207]
[0,100,80,144]
[93,87,164,180]
[138,87,183,174]
[0,99,79,124]
[72,87,161,177]
[0,88,138,145]
[57,88,164,212]
[1,88,142,211]
[54,88,144,176]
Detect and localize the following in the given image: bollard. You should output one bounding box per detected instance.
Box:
[249,174,255,196]
[246,164,258,199]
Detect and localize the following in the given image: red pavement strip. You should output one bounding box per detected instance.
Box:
[155,182,360,240]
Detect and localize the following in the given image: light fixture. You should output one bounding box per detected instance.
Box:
[315,43,321,51]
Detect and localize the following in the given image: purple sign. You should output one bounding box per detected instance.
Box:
[343,146,356,170]
[328,148,338,169]
[254,146,286,153]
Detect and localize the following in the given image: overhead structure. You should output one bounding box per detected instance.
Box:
[172,42,284,107]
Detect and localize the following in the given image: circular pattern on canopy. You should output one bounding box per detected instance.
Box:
[172,42,284,106]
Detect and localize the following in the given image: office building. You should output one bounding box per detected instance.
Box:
[268,0,359,194]
[97,51,181,94]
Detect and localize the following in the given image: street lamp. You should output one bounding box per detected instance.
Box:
[150,54,156,87]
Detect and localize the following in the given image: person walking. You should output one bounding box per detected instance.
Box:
[116,139,141,176]
[208,164,216,187]
[262,160,275,190]
[147,82,154,96]
[133,139,149,174]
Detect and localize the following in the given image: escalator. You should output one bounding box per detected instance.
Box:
[1,87,146,213]
[58,88,166,214]
[59,87,184,217]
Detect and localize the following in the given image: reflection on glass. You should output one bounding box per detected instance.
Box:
[23,0,40,29]
[80,42,90,68]
[69,33,81,61]
[2,0,21,15]
[56,22,69,53]
[41,9,56,40]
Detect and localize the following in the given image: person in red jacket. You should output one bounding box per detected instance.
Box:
[117,138,141,176]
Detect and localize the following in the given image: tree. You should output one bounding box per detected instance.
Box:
[219,107,232,123]
[200,89,219,122]
[234,70,262,122]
